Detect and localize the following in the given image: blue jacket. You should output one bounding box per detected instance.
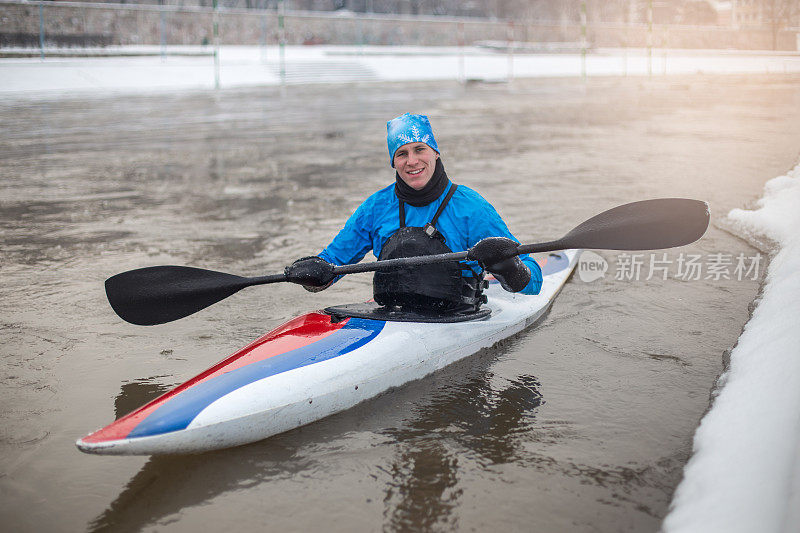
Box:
[318,183,543,295]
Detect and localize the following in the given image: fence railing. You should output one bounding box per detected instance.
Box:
[1,0,798,52]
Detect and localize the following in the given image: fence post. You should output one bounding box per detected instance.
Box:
[213,0,220,90]
[159,0,166,61]
[357,13,364,50]
[580,0,587,79]
[260,8,267,63]
[279,0,286,86]
[647,0,653,77]
[623,40,628,77]
[458,22,465,84]
[507,21,514,83]
[39,3,45,60]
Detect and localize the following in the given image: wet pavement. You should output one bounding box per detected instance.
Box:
[2,74,800,532]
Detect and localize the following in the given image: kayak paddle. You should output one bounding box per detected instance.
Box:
[106,197,709,325]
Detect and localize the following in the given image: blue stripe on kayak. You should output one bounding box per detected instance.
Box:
[540,252,570,276]
[127,317,385,439]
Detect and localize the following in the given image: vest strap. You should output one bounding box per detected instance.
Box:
[430,184,458,227]
[398,183,458,233]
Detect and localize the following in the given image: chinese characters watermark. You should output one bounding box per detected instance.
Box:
[577,251,762,283]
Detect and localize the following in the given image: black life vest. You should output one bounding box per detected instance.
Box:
[373,184,485,313]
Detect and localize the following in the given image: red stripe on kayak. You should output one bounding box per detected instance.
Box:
[81,312,346,444]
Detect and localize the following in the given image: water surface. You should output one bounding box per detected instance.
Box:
[2,75,800,532]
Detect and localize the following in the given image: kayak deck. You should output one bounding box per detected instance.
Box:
[324,302,492,323]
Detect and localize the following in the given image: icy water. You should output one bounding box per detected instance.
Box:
[2,75,800,532]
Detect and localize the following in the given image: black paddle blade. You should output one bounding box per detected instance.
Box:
[559,198,710,251]
[105,266,252,325]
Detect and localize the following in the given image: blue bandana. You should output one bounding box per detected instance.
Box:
[386,113,440,167]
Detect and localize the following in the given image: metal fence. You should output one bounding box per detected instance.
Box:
[2,0,798,52]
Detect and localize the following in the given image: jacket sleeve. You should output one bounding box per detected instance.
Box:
[317,198,374,272]
[467,198,543,296]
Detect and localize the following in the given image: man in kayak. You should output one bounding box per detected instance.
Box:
[284,112,542,314]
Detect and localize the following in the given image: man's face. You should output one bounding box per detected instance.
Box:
[393,142,439,190]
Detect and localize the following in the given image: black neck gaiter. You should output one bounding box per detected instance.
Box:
[394,158,450,207]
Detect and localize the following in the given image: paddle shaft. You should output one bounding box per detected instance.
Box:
[333,240,566,274]
[244,253,472,285]
[248,238,574,282]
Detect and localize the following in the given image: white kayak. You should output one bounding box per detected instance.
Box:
[77,249,579,455]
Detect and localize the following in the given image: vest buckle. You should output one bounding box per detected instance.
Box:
[423,223,438,238]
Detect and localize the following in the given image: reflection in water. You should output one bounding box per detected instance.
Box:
[382,367,545,531]
[383,440,462,532]
[88,440,315,533]
[114,376,175,420]
[389,374,545,463]
[91,374,318,531]
[378,361,660,529]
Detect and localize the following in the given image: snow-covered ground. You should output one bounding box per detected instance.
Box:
[2,44,800,98]
[664,164,800,533]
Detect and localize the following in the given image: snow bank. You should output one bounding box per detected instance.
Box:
[663,164,800,533]
[2,45,800,99]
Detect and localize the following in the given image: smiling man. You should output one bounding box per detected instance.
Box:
[284,113,542,315]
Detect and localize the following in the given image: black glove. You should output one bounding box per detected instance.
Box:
[284,256,335,293]
[468,237,531,293]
